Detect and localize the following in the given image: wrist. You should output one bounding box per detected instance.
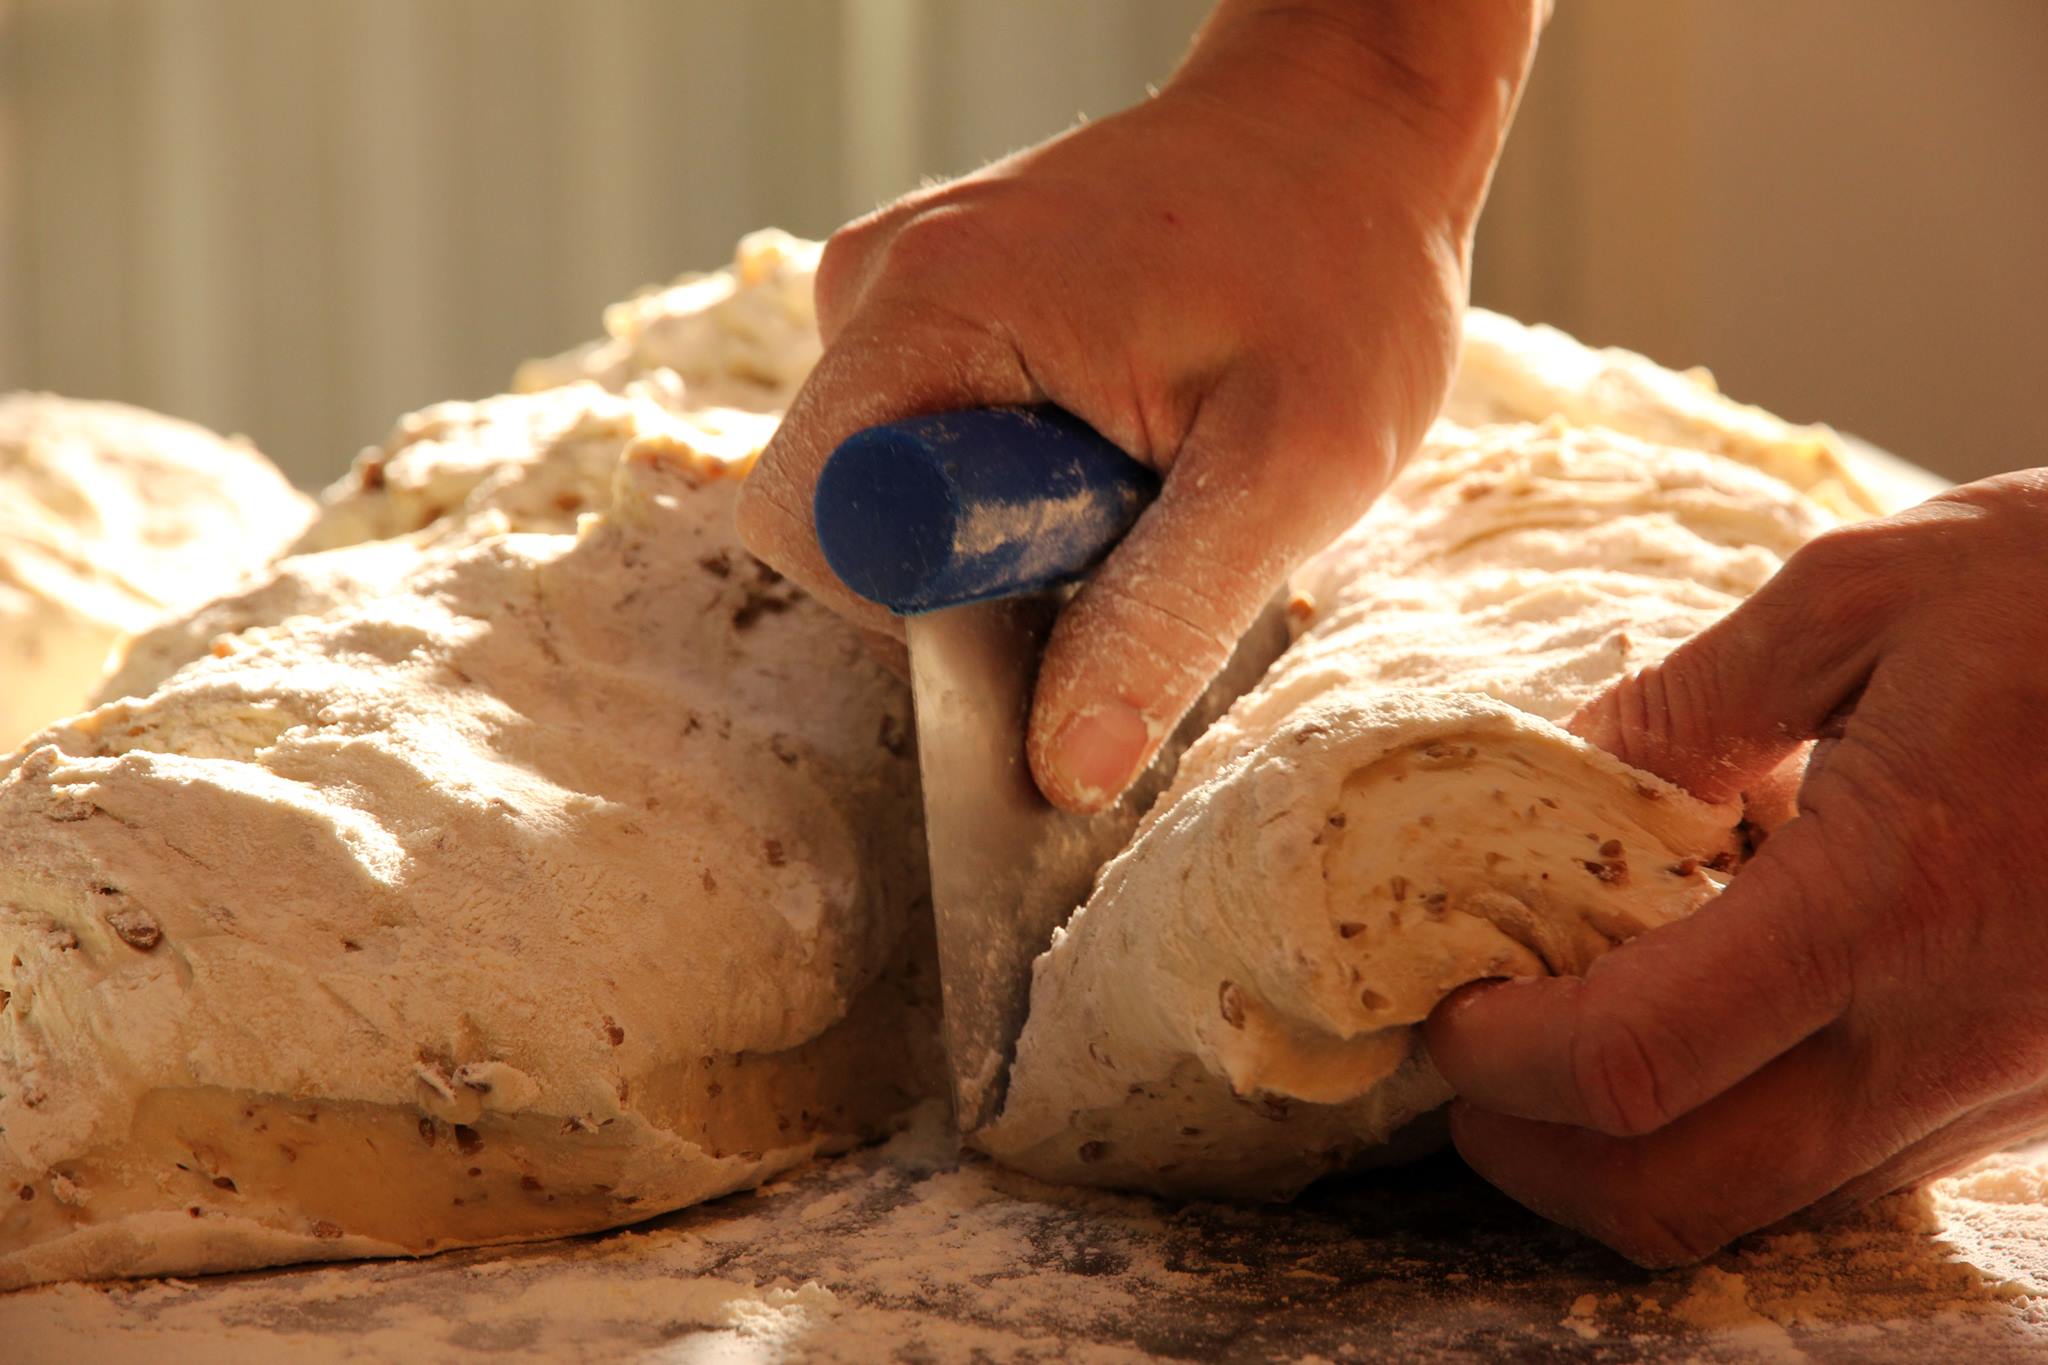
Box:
[1167,0,1546,240]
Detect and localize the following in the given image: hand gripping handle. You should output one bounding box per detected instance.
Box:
[813,406,1157,615]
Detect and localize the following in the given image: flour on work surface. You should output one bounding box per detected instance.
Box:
[0,395,311,751]
[1,1107,2041,1364]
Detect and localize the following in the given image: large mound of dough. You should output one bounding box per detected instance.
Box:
[0,227,1902,1290]
[979,422,1835,1198]
[100,384,776,704]
[0,396,312,750]
[1447,309,1881,520]
[504,230,1881,521]
[0,429,939,1291]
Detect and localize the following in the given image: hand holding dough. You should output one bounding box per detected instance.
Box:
[1430,471,2048,1267]
[980,422,1836,1198]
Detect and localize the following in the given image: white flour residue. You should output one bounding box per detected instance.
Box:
[4,1106,2043,1364]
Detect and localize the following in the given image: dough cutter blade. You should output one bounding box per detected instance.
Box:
[906,596,1286,1134]
[811,406,1289,1135]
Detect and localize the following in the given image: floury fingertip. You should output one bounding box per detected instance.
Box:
[1039,701,1151,811]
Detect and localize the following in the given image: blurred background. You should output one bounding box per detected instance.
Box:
[1,0,2042,488]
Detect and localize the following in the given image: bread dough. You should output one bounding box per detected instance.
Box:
[1447,309,1881,520]
[0,396,312,751]
[514,229,823,413]
[504,232,1880,522]
[0,228,1870,1287]
[291,380,780,556]
[0,423,940,1291]
[100,384,777,703]
[978,422,1835,1198]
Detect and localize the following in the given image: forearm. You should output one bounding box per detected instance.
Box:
[1169,0,1548,240]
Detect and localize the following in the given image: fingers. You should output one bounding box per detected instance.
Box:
[1424,814,1855,1138]
[1567,527,1899,803]
[735,301,1041,634]
[1026,370,1393,811]
[1448,1026,1876,1267]
[1453,1019,2048,1267]
[809,201,920,347]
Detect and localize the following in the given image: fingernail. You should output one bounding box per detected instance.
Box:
[1046,703,1150,808]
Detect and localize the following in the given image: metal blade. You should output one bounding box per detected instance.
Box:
[910,595,1291,1135]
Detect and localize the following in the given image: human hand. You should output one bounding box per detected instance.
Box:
[738,0,1542,811]
[1424,471,2048,1266]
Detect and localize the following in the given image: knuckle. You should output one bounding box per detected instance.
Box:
[1762,842,1859,986]
[1788,520,1897,578]
[1927,468,2048,526]
[1769,522,1905,624]
[1612,654,1721,773]
[814,216,889,333]
[1087,573,1236,674]
[733,464,801,555]
[875,206,999,284]
[1568,1007,1684,1138]
[1041,574,1239,729]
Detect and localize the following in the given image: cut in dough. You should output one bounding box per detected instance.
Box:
[0,426,939,1291]
[0,396,312,751]
[979,422,1835,1198]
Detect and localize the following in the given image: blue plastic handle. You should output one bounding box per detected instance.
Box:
[813,406,1157,616]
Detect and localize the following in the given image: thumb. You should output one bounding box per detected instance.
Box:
[1027,374,1391,812]
[1568,527,1897,803]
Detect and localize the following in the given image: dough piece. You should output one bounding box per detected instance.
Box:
[1258,420,1833,742]
[510,231,1879,520]
[293,381,774,555]
[514,230,824,413]
[981,423,1833,1199]
[103,385,775,702]
[1447,309,1883,520]
[0,433,939,1291]
[0,395,312,751]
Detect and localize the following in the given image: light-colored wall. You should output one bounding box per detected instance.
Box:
[0,0,1207,484]
[1480,0,2048,485]
[3,1,2041,487]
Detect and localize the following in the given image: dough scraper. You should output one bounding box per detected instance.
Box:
[814,407,1289,1136]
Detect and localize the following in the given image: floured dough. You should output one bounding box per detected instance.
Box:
[100,384,777,703]
[1448,309,1881,520]
[0,424,940,1291]
[515,229,824,413]
[505,232,1882,522]
[0,396,312,751]
[979,422,1835,1198]
[292,381,779,556]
